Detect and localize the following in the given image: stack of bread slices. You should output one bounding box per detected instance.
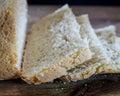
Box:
[0,0,120,84]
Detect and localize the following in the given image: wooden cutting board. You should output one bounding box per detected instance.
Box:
[0,6,120,96]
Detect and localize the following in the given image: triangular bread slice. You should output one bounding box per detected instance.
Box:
[21,5,92,84]
[95,25,120,72]
[0,0,27,79]
[61,15,111,81]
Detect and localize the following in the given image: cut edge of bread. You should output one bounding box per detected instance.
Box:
[95,25,120,73]
[21,5,92,84]
[15,0,27,71]
[22,34,92,84]
[61,15,111,82]
[22,47,91,84]
[95,25,116,36]
[64,25,120,82]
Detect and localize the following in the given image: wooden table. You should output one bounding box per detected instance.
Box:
[1,6,120,96]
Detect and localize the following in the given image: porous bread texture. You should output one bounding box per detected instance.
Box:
[62,15,111,82]
[95,25,120,73]
[0,0,27,79]
[95,25,116,36]
[22,5,92,84]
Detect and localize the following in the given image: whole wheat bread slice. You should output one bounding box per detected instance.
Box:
[21,5,92,84]
[0,0,27,79]
[61,15,111,81]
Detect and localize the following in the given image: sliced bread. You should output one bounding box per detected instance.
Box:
[61,15,111,81]
[0,0,27,79]
[21,5,92,84]
[95,25,120,73]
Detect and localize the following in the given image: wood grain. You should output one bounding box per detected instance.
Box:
[0,74,120,96]
[1,6,120,96]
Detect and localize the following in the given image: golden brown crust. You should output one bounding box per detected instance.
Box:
[21,48,92,84]
[0,8,18,79]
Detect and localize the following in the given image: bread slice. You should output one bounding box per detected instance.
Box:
[61,15,111,82]
[95,25,120,73]
[21,5,92,84]
[0,0,27,79]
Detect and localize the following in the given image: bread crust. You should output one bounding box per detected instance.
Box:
[0,7,18,79]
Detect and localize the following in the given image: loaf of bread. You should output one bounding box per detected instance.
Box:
[61,15,111,81]
[21,5,92,84]
[0,0,27,79]
[0,2,116,84]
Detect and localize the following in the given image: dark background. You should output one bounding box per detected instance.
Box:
[27,0,120,6]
